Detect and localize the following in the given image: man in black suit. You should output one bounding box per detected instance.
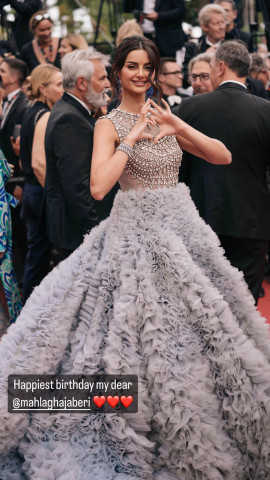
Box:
[45,48,117,260]
[174,41,270,304]
[123,0,186,58]
[0,58,29,183]
[214,0,253,52]
[158,57,187,108]
[0,57,29,284]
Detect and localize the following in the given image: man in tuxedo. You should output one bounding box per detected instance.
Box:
[175,41,270,304]
[45,48,117,260]
[158,58,187,108]
[0,57,29,285]
[123,0,186,58]
[0,58,29,182]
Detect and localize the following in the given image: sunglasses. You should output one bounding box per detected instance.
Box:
[32,13,52,27]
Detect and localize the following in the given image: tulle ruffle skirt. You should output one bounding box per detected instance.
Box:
[0,183,270,479]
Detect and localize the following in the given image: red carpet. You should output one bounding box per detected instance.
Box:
[257,279,270,324]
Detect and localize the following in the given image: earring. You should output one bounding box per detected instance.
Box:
[116,77,122,95]
[146,86,154,98]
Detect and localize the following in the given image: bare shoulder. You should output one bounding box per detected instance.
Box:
[36,111,50,128]
[95,115,119,142]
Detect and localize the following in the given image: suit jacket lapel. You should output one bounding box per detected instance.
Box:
[155,0,162,10]
[62,92,95,127]
[1,91,22,130]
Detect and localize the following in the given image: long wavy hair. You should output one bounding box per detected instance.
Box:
[110,35,162,100]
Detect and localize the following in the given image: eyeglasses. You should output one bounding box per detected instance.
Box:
[189,73,210,82]
[32,13,51,27]
[161,70,183,76]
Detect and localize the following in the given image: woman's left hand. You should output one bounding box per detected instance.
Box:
[149,99,182,143]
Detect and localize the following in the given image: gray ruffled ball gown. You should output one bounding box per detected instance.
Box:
[0,109,270,480]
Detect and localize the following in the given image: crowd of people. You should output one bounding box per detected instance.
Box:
[0,1,270,478]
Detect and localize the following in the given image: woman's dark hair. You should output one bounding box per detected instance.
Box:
[110,35,162,100]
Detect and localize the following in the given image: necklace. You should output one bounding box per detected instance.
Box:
[37,39,53,63]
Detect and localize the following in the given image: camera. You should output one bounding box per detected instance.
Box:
[249,22,258,32]
[133,9,144,23]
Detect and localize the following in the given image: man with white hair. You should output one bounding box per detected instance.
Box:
[182,3,226,86]
[45,48,116,260]
[214,0,253,52]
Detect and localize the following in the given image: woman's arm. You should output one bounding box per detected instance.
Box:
[150,100,232,165]
[90,100,153,201]
[32,112,50,188]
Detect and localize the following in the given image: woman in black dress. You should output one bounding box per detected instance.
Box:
[20,10,61,72]
[20,63,63,303]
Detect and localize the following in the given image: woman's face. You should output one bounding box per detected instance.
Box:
[117,49,154,95]
[34,19,53,43]
[58,38,73,59]
[44,71,64,108]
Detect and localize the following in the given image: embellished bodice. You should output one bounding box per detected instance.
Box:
[104,109,182,191]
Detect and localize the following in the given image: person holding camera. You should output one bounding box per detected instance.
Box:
[123,0,186,57]
[0,0,43,52]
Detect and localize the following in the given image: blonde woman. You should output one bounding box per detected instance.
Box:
[20,63,63,302]
[115,19,143,47]
[20,10,61,71]
[58,33,88,58]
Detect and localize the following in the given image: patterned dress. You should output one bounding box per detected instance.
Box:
[0,149,22,328]
[0,110,270,479]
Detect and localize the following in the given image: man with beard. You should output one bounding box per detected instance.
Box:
[45,48,117,260]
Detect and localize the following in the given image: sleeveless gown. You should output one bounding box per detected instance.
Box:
[0,109,270,480]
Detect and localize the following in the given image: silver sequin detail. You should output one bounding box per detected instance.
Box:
[105,109,182,189]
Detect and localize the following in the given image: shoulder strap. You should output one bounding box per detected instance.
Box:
[34,108,48,126]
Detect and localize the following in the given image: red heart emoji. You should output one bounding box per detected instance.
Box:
[120,396,133,408]
[107,396,119,408]
[93,396,106,408]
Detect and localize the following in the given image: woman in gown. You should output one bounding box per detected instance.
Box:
[0,36,270,479]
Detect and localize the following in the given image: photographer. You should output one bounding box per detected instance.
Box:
[0,0,43,52]
[123,0,186,57]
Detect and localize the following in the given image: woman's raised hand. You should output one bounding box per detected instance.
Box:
[149,99,181,143]
[125,99,155,144]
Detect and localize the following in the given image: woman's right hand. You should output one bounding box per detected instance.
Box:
[124,99,154,145]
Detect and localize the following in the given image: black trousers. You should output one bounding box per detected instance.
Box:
[21,183,51,304]
[218,235,268,305]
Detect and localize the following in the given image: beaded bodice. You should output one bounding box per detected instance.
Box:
[104,109,182,191]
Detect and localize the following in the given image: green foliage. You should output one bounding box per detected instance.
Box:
[55,0,207,51]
